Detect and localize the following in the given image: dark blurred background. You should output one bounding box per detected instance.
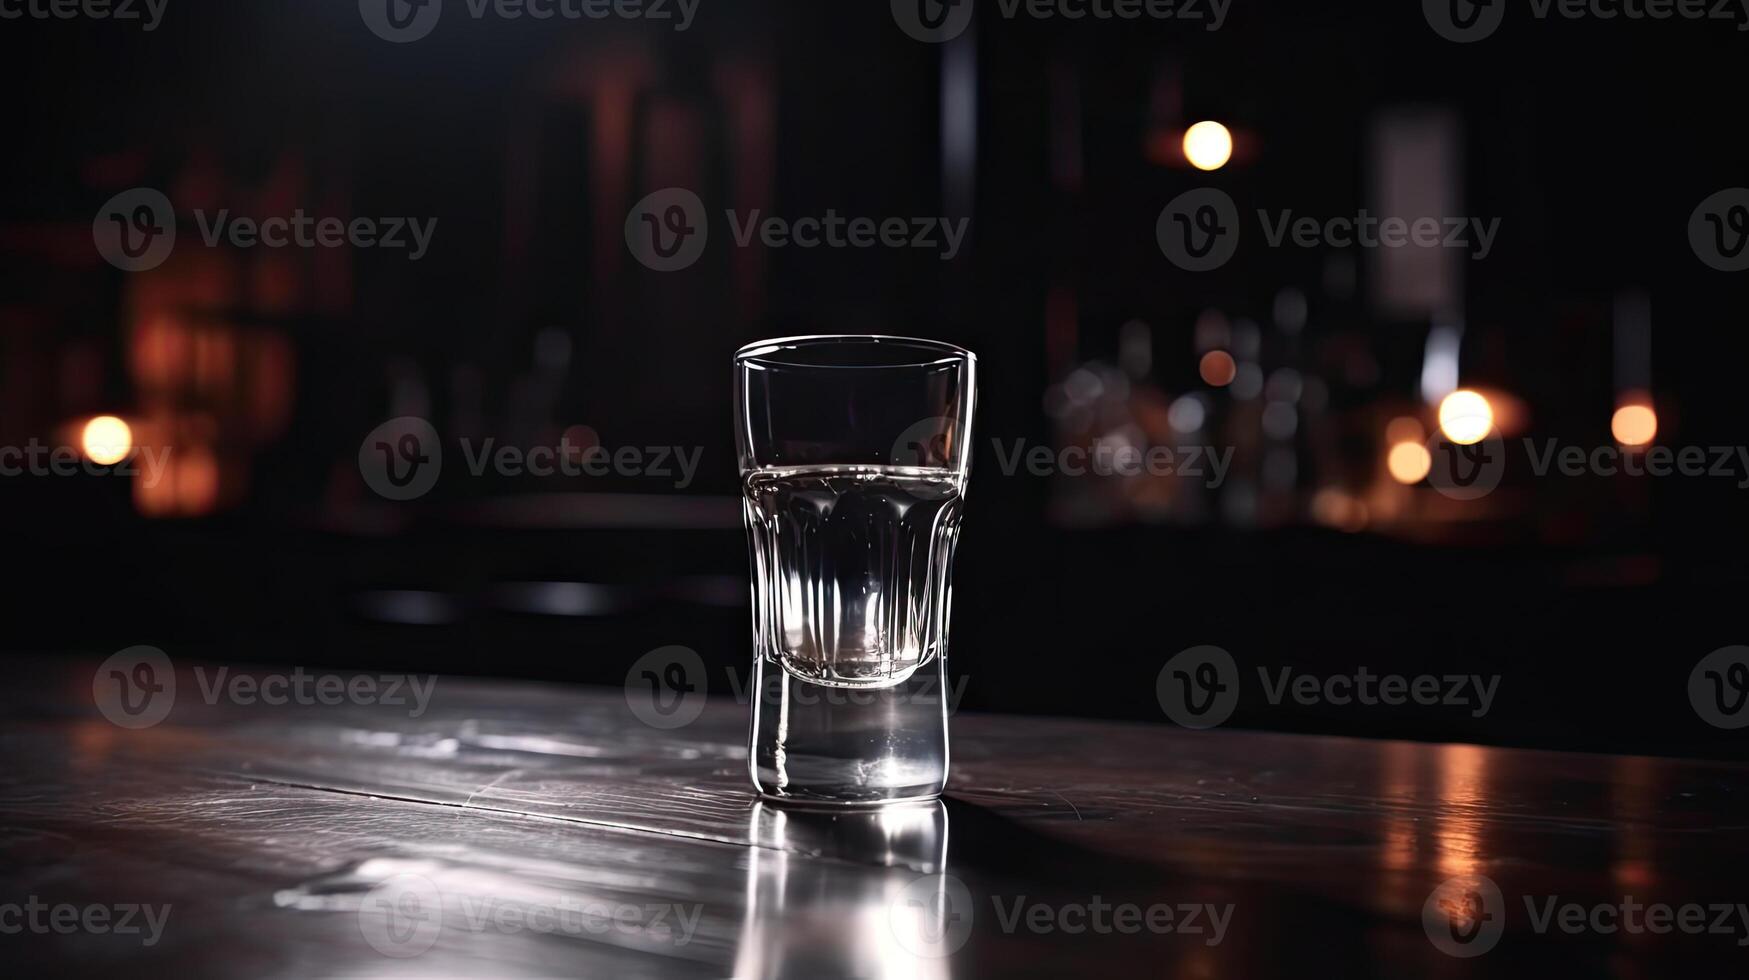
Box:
[3,0,1746,757]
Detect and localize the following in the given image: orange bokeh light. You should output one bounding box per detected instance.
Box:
[1611,403,1657,447]
[1387,441,1433,484]
[1199,350,1237,387]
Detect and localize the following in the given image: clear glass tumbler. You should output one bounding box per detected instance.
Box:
[734,335,976,804]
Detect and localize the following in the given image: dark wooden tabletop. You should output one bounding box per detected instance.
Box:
[2,659,1745,977]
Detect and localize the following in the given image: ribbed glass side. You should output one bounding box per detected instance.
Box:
[743,464,963,689]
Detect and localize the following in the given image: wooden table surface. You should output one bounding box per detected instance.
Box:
[2,659,1745,977]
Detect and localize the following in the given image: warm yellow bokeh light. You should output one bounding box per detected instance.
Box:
[82,415,133,465]
[1611,404,1657,447]
[1387,441,1433,484]
[1438,390,1494,446]
[1182,121,1234,171]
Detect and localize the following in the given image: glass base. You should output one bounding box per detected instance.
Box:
[748,652,950,805]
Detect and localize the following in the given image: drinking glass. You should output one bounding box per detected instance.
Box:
[734,335,976,804]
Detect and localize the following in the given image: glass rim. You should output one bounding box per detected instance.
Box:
[734,334,976,369]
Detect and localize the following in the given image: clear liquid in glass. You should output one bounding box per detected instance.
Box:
[742,464,964,689]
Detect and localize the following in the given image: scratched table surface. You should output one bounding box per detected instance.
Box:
[1,659,1745,978]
